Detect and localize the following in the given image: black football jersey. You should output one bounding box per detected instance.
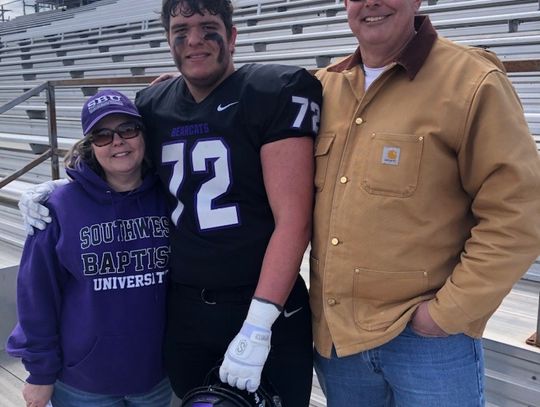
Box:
[136,64,322,287]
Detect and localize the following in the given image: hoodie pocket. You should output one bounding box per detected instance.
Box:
[66,335,134,374]
[64,334,162,393]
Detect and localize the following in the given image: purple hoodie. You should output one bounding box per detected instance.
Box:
[6,162,170,395]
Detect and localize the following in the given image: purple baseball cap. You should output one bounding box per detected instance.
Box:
[81,89,141,135]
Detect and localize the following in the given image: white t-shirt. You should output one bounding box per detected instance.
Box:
[364,65,388,90]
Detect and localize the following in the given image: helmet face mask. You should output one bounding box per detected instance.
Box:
[180,373,282,407]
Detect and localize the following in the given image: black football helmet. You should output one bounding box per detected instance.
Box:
[180,368,282,407]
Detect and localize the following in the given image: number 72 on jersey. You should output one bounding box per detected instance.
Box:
[161,95,320,231]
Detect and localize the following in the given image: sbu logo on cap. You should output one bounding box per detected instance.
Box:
[81,89,141,135]
[87,95,124,113]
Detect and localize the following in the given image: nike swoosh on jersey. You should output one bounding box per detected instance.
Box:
[283,307,303,318]
[217,101,239,112]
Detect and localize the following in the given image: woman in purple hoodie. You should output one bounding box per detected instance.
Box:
[7,90,172,407]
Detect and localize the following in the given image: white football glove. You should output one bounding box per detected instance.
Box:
[18,179,69,235]
[220,298,281,393]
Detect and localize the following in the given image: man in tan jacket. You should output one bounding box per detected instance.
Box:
[311,0,540,406]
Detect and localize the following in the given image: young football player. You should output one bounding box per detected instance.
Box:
[136,1,321,405]
[19,1,322,405]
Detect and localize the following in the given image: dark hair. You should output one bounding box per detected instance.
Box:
[161,0,234,37]
[64,137,105,178]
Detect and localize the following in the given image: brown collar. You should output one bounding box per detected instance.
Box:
[328,15,437,80]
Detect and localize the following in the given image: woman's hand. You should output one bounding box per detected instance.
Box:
[22,383,54,407]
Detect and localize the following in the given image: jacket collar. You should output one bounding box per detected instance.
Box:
[328,15,437,80]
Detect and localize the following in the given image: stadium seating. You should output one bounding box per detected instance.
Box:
[1,2,539,406]
[0,0,119,37]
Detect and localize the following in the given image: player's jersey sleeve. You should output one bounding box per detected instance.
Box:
[243,65,322,145]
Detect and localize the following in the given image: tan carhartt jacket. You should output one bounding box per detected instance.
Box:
[311,16,540,358]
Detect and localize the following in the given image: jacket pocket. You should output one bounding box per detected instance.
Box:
[314,134,335,192]
[361,133,424,197]
[353,267,428,331]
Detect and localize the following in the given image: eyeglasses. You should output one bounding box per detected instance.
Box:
[89,121,144,147]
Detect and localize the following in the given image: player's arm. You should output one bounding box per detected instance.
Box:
[219,136,314,392]
[220,67,320,393]
[255,135,314,304]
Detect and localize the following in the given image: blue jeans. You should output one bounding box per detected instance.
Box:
[314,325,485,407]
[51,378,172,407]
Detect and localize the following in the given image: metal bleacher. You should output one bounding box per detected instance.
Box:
[0,0,539,406]
[0,2,114,37]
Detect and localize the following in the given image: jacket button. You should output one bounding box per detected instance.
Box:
[331,238,340,246]
[327,298,337,306]
[355,117,364,125]
[354,268,360,273]
[340,176,348,184]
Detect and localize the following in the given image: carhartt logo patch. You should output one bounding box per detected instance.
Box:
[382,146,400,165]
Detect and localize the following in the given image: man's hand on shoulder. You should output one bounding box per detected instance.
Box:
[150,72,180,86]
[19,179,69,235]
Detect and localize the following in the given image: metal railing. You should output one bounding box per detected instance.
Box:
[0,81,61,186]
[527,299,540,348]
[0,75,156,190]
